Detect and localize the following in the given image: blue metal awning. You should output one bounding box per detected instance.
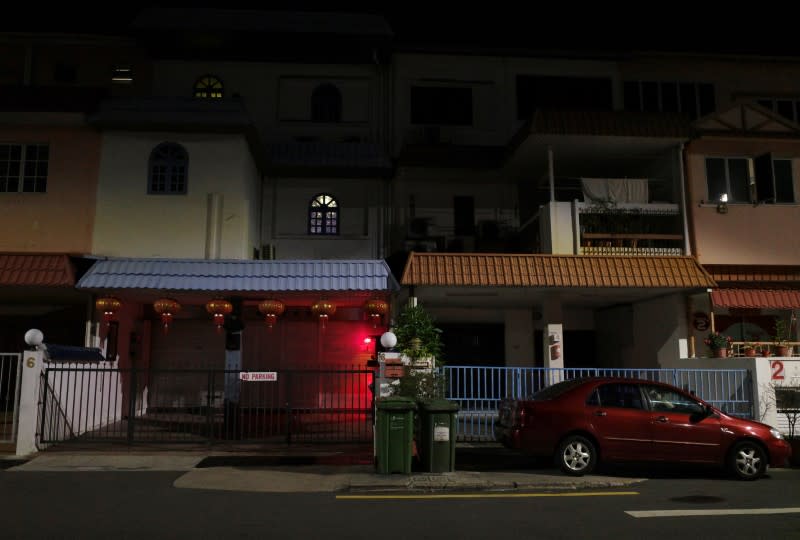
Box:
[75,258,399,293]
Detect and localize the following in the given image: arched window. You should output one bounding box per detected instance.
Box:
[194,75,224,99]
[308,194,339,235]
[311,84,342,123]
[148,142,188,194]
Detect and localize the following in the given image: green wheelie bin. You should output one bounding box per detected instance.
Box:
[418,399,459,473]
[375,396,417,474]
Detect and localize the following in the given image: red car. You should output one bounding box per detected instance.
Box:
[494,377,792,480]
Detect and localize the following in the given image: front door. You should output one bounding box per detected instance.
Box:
[643,384,722,463]
[585,382,652,460]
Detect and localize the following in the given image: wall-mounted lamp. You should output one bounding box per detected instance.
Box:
[716,193,728,214]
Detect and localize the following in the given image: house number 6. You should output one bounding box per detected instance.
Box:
[26,357,36,368]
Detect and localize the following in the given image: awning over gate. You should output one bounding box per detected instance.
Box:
[0,253,76,287]
[75,258,399,293]
[401,253,716,288]
[711,288,800,309]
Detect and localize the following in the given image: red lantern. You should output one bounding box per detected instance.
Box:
[364,298,389,328]
[95,297,122,326]
[310,299,336,330]
[153,298,180,333]
[205,299,233,333]
[258,299,285,330]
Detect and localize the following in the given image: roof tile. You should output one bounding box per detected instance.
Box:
[401,253,716,289]
[0,254,76,287]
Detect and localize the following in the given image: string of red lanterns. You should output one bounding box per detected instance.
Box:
[258,299,285,330]
[95,297,122,326]
[153,298,181,333]
[364,298,389,328]
[205,299,233,333]
[310,299,336,330]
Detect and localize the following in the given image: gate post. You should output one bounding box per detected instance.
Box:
[16,351,44,456]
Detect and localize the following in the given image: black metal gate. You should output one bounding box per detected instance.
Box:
[39,365,374,446]
[1,353,22,448]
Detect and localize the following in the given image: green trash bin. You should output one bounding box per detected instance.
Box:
[418,399,460,473]
[375,396,417,474]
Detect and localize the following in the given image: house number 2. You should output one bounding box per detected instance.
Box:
[771,360,785,380]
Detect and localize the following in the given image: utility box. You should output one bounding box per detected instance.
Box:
[375,396,417,474]
[418,399,459,473]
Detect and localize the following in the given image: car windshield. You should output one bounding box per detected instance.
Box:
[532,378,588,401]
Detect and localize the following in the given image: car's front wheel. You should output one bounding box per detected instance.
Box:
[557,435,597,476]
[729,441,767,480]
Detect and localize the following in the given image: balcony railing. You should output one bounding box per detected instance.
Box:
[578,202,684,255]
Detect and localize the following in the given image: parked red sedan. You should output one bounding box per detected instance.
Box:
[494,377,792,480]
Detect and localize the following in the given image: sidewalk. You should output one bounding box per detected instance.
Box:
[1,444,647,493]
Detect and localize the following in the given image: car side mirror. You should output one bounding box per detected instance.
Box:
[690,405,714,423]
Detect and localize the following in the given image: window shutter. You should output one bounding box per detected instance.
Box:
[753,153,775,203]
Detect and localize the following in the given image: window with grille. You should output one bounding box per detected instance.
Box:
[308,193,339,235]
[194,75,224,99]
[148,143,188,195]
[311,84,342,123]
[623,80,715,120]
[0,143,48,193]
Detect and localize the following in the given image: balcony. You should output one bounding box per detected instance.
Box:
[578,202,684,256]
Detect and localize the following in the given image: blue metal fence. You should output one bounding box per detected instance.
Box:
[443,366,753,442]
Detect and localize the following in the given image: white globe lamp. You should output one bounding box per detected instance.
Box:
[24,328,44,349]
[380,331,397,350]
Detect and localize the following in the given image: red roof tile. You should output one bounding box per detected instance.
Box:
[703,265,800,283]
[401,253,716,288]
[711,288,800,309]
[0,254,76,287]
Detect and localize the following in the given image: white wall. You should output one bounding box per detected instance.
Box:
[93,132,261,259]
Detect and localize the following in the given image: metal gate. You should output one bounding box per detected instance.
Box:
[39,365,375,446]
[0,353,22,446]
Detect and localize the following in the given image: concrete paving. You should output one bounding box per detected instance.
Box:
[2,444,648,493]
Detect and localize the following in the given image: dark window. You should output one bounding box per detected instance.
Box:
[311,84,342,123]
[411,86,472,125]
[625,81,715,119]
[757,97,800,124]
[773,159,795,203]
[0,143,48,193]
[453,196,475,235]
[590,383,644,409]
[194,75,224,99]
[705,157,749,203]
[148,142,188,195]
[54,63,77,83]
[308,193,339,235]
[516,75,613,120]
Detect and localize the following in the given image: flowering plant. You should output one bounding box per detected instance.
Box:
[704,331,733,350]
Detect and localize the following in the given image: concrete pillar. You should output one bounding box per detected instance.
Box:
[15,350,44,456]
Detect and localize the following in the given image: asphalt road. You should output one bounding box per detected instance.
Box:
[1,466,798,539]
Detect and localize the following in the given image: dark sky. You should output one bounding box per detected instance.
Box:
[3,4,797,56]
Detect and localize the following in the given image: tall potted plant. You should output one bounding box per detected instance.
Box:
[392,302,445,400]
[773,318,793,357]
[704,331,732,358]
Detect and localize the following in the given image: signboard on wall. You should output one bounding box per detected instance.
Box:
[692,312,710,332]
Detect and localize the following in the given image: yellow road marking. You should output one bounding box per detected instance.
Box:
[337,491,640,500]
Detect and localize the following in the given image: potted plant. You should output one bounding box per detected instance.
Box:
[704,331,733,358]
[773,318,794,357]
[742,342,757,357]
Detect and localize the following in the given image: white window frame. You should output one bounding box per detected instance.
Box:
[0,143,48,193]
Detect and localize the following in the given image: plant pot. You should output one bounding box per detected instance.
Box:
[713,348,729,358]
[744,348,756,358]
[761,348,772,357]
[775,345,792,357]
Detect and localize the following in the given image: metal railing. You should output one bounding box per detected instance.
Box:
[0,353,22,445]
[39,365,375,446]
[442,366,753,442]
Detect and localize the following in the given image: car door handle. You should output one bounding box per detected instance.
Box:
[656,416,669,423]
[594,411,607,417]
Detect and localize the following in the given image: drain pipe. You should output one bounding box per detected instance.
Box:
[678,143,693,256]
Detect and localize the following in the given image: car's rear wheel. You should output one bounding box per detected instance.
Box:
[557,435,597,476]
[729,441,767,480]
